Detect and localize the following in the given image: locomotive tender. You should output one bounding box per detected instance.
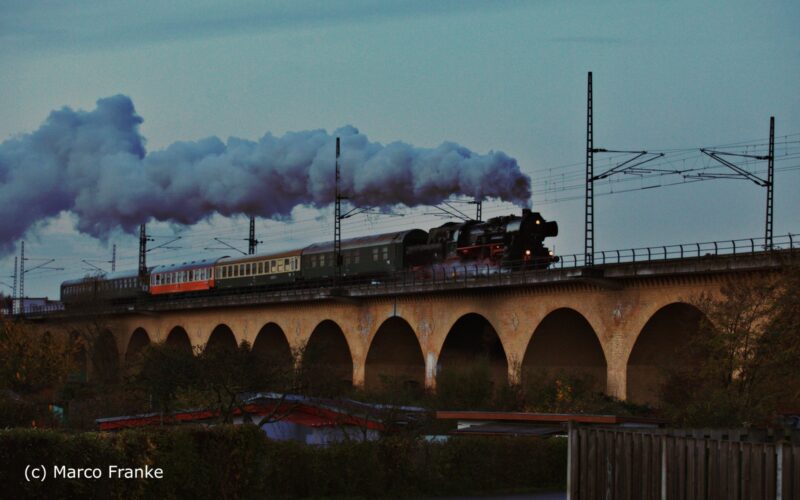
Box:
[60,209,557,304]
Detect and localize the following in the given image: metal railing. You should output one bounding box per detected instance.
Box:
[553,233,796,269]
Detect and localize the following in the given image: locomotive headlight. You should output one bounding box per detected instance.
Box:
[535,220,541,225]
[548,250,554,256]
[525,249,531,256]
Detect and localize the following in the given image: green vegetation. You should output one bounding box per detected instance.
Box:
[659,267,800,427]
[0,426,567,499]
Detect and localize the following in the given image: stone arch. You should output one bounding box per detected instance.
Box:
[301,320,354,394]
[91,329,120,384]
[69,331,88,383]
[126,327,151,365]
[626,302,705,405]
[522,308,607,392]
[206,324,238,353]
[252,322,293,367]
[166,326,193,354]
[365,316,425,391]
[437,313,508,387]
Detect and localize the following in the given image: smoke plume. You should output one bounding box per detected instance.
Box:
[0,95,531,254]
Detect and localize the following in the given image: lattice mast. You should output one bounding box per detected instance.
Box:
[138,224,147,277]
[334,137,342,283]
[765,116,775,250]
[248,216,257,255]
[585,71,594,266]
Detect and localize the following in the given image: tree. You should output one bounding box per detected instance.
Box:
[0,319,76,396]
[129,341,199,417]
[132,340,297,423]
[660,267,800,426]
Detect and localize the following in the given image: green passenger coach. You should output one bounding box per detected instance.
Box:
[300,230,428,280]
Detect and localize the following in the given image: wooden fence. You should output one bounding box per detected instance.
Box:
[567,426,800,500]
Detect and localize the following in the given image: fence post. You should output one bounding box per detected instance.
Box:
[661,436,667,500]
[567,421,575,500]
[776,442,783,500]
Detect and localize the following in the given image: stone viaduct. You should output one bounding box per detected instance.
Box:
[35,251,795,404]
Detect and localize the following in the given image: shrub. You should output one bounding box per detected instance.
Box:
[0,426,567,499]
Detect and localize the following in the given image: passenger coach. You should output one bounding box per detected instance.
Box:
[149,258,224,295]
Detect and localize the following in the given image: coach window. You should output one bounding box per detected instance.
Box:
[382,246,389,262]
[373,248,379,262]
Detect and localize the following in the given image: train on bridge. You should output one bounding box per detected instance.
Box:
[60,209,558,305]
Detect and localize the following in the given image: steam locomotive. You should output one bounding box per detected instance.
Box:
[60,209,558,305]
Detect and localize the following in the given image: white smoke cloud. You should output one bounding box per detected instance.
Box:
[0,95,531,255]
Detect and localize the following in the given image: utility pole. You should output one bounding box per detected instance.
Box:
[334,137,342,284]
[585,71,594,266]
[475,199,482,221]
[111,244,117,272]
[11,256,17,315]
[19,242,24,309]
[248,216,257,255]
[766,116,775,249]
[695,116,776,250]
[138,224,147,277]
[583,72,664,267]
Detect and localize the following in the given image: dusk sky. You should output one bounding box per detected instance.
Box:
[1,0,798,299]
